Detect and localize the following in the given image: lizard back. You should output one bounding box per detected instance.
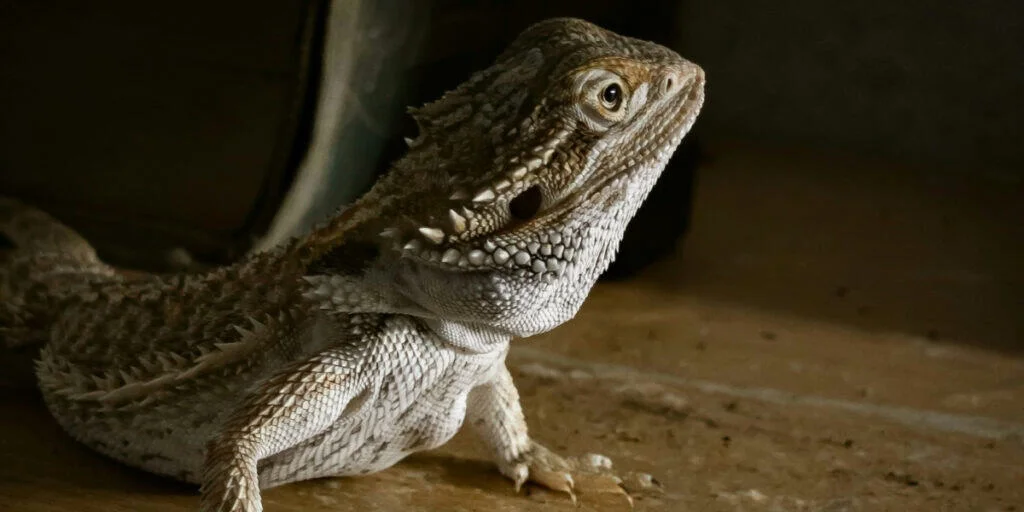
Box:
[0,198,362,480]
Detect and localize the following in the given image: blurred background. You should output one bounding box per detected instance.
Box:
[0,2,1021,510]
[1,0,1019,348]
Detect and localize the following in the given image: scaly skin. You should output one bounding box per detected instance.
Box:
[0,18,704,511]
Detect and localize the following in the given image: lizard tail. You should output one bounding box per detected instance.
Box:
[0,197,118,348]
[0,197,100,260]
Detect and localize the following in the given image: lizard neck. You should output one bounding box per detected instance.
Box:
[421,318,513,354]
[298,271,511,355]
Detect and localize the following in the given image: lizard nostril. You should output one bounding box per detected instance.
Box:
[509,185,543,221]
[661,74,678,95]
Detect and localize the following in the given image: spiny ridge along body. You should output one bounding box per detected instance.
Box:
[0,17,704,511]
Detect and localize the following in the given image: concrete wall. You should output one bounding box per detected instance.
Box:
[677,1,1024,172]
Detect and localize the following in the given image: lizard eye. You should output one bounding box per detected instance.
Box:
[574,69,631,130]
[600,83,622,111]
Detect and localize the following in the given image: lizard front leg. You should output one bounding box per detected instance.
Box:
[200,347,366,512]
[466,364,658,504]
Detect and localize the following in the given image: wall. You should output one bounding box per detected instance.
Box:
[677,1,1024,172]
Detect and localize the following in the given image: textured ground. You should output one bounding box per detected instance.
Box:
[2,143,1021,511]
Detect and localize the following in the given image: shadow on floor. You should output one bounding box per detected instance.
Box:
[638,142,1024,353]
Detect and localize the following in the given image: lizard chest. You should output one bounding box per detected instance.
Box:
[352,337,504,467]
[259,327,507,484]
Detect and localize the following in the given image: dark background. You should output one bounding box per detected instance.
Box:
[0,1,1020,339]
[0,5,1022,509]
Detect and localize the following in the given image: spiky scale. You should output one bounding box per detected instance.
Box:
[473,189,496,203]
[8,17,704,512]
[509,165,528,179]
[467,250,487,265]
[442,248,461,265]
[493,248,511,264]
[448,209,467,233]
[418,227,446,244]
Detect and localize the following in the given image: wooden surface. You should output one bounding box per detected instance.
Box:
[2,143,1022,511]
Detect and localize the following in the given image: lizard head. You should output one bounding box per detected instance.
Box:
[307,18,704,340]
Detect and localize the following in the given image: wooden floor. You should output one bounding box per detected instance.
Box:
[2,142,1022,511]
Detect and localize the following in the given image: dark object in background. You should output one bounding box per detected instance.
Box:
[0,0,698,278]
[0,1,328,268]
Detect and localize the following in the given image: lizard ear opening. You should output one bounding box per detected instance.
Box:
[509,185,543,221]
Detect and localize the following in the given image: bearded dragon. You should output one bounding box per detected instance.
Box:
[0,17,704,511]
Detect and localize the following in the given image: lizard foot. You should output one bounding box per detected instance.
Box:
[503,442,661,506]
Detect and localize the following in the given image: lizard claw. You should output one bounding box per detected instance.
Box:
[528,466,576,504]
[503,442,655,507]
[620,471,661,495]
[511,464,529,493]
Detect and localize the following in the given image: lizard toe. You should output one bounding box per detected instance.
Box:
[511,442,658,507]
